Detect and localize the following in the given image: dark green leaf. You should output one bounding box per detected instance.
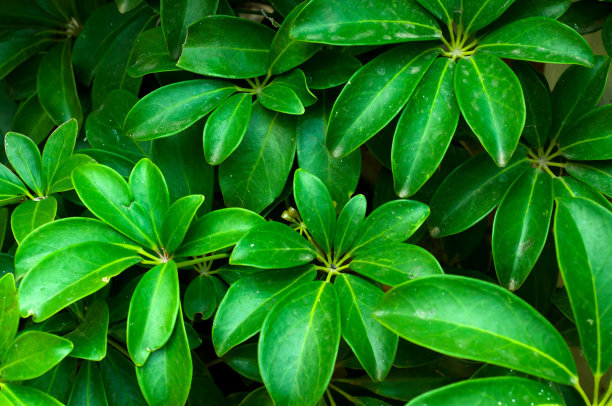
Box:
[491,0,571,29]
[239,387,273,406]
[351,243,443,287]
[100,347,147,406]
[604,14,612,56]
[5,132,43,196]
[212,266,316,356]
[415,0,455,24]
[554,176,612,211]
[559,105,612,160]
[558,0,612,35]
[492,168,553,290]
[0,331,73,381]
[11,93,55,145]
[127,261,179,366]
[374,275,578,384]
[259,83,304,115]
[67,361,108,406]
[160,194,203,254]
[460,0,518,34]
[566,161,612,197]
[63,300,109,361]
[0,29,52,81]
[554,197,612,374]
[291,0,442,45]
[124,79,236,141]
[219,103,297,213]
[0,383,64,405]
[231,222,315,268]
[127,27,179,77]
[392,58,459,197]
[223,344,262,382]
[259,281,340,406]
[0,274,19,359]
[512,62,551,149]
[454,54,526,167]
[11,197,57,244]
[428,149,530,237]
[333,195,366,258]
[117,0,143,13]
[160,0,218,59]
[25,357,76,404]
[184,275,217,321]
[41,119,77,192]
[203,93,252,166]
[271,69,317,107]
[326,45,440,157]
[300,50,362,90]
[37,41,82,126]
[177,16,275,79]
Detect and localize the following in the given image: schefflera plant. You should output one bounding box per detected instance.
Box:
[289,0,594,197]
[14,158,263,405]
[214,169,443,405]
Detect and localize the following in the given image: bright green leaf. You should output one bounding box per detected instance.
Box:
[10,197,57,244]
[4,132,43,196]
[63,300,109,361]
[0,274,19,359]
[558,105,612,160]
[566,161,612,197]
[160,194,204,254]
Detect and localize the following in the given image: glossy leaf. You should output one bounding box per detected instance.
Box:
[127,261,180,366]
[184,275,217,321]
[558,105,612,160]
[117,0,142,13]
[512,62,551,149]
[11,197,57,244]
[231,222,316,268]
[554,197,612,374]
[271,69,317,108]
[406,377,566,405]
[0,331,73,381]
[566,161,612,197]
[11,93,54,145]
[291,0,442,45]
[67,361,108,406]
[490,0,571,29]
[392,58,459,197]
[124,79,236,140]
[219,103,297,213]
[18,241,141,321]
[0,28,52,81]
[0,274,19,359]
[258,83,304,115]
[160,0,218,59]
[326,45,440,157]
[351,243,443,287]
[47,154,96,194]
[160,194,203,254]
[41,119,77,192]
[239,387,273,406]
[333,194,366,258]
[177,16,275,79]
[203,93,252,166]
[0,383,65,406]
[100,347,147,405]
[350,200,430,254]
[5,132,43,196]
[455,54,526,167]
[0,164,28,205]
[460,0,518,34]
[37,41,82,126]
[63,300,109,361]
[554,176,612,211]
[478,17,593,66]
[415,0,455,24]
[136,310,192,406]
[24,357,75,404]
[428,149,530,237]
[493,168,553,291]
[294,169,336,254]
[223,344,262,382]
[213,266,315,356]
[300,50,362,89]
[127,27,179,77]
[259,282,340,406]
[335,274,397,381]
[374,275,577,384]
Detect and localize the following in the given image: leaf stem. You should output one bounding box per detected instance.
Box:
[544,139,558,158]
[546,161,566,168]
[245,78,256,88]
[440,35,453,51]
[108,337,131,360]
[138,249,160,262]
[175,253,230,269]
[329,383,356,403]
[547,149,563,160]
[325,389,337,406]
[600,378,612,405]
[542,165,557,178]
[574,383,592,406]
[447,22,455,47]
[594,374,602,405]
[140,260,159,266]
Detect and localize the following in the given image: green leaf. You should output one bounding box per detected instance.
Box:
[489,0,571,29]
[333,195,366,258]
[326,45,440,157]
[335,274,397,381]
[72,163,158,249]
[428,148,530,237]
[566,161,612,197]
[239,387,273,406]
[184,275,217,321]
[492,168,553,291]
[0,163,28,205]
[219,103,297,213]
[0,274,19,359]
[605,14,612,57]
[478,17,593,66]
[128,158,170,246]
[63,300,109,361]
[291,0,442,45]
[351,243,443,287]
[414,0,455,24]
[177,16,275,79]
[258,83,304,115]
[373,275,577,385]
[0,28,52,81]
[37,41,82,126]
[177,208,264,258]
[127,261,179,366]
[297,99,360,209]
[41,119,77,192]
[4,132,43,196]
[127,27,179,77]
[300,50,362,90]
[10,197,57,244]
[271,69,318,107]
[117,0,143,13]
[231,222,315,268]
[512,62,551,149]
[554,176,612,211]
[47,154,96,194]
[454,54,526,167]
[100,347,147,405]
[203,93,252,166]
[294,169,336,255]
[0,331,73,381]
[558,105,612,160]
[550,54,611,140]
[67,361,108,406]
[460,0,518,34]
[259,281,340,406]
[25,357,75,404]
[350,200,430,254]
[11,93,55,145]
[223,344,262,382]
[1,383,65,406]
[406,377,566,405]
[160,194,203,254]
[124,79,236,141]
[554,197,612,374]
[268,2,322,75]
[392,58,459,197]
[135,310,192,406]
[212,266,315,356]
[160,0,218,60]
[18,241,141,321]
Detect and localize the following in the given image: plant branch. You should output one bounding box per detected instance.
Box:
[175,253,230,269]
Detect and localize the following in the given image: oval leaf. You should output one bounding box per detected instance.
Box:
[41,119,78,192]
[558,105,612,160]
[160,0,217,59]
[460,0,518,34]
[4,132,43,196]
[63,300,109,361]
[333,194,366,258]
[512,62,551,149]
[0,274,19,359]
[566,161,612,197]
[160,194,203,254]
